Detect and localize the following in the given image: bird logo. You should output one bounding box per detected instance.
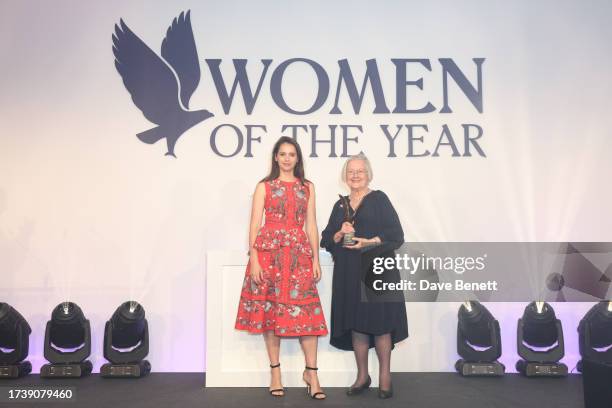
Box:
[112,10,213,157]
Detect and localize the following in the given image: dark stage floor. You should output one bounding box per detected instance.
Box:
[0,372,586,408]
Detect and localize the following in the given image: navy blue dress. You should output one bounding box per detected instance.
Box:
[321,190,409,351]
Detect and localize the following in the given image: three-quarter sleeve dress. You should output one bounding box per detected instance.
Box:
[321,190,408,350]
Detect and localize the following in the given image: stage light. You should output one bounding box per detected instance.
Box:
[40,302,93,378]
[516,301,568,377]
[455,301,505,376]
[0,303,32,378]
[101,301,151,378]
[577,301,612,371]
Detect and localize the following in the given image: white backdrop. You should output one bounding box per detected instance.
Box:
[1,0,611,374]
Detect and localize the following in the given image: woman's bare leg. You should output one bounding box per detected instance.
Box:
[299,335,325,399]
[263,331,283,395]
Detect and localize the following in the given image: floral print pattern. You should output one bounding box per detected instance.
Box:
[235,179,328,336]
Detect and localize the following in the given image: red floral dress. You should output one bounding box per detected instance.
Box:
[235,179,328,336]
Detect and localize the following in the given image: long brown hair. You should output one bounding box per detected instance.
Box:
[262,136,308,184]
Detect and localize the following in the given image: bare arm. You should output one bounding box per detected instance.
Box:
[305,182,322,281]
[249,182,266,283]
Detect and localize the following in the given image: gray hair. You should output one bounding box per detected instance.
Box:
[341,153,373,183]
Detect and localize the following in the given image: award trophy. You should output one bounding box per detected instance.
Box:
[339,195,355,246]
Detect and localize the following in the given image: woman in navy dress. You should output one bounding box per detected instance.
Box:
[321,153,408,399]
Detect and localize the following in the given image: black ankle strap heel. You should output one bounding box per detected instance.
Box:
[269,363,284,397]
[303,366,326,400]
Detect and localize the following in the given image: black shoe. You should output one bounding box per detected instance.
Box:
[303,366,326,400]
[346,375,371,396]
[269,363,284,397]
[378,384,393,399]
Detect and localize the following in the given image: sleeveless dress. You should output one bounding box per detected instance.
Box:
[235,179,328,336]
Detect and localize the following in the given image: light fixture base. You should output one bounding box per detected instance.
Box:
[100,360,151,378]
[516,360,568,377]
[0,361,32,379]
[455,359,505,376]
[40,361,93,378]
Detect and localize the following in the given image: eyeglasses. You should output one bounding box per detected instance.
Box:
[347,170,367,176]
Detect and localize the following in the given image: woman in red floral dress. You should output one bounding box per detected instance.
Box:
[235,136,328,399]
